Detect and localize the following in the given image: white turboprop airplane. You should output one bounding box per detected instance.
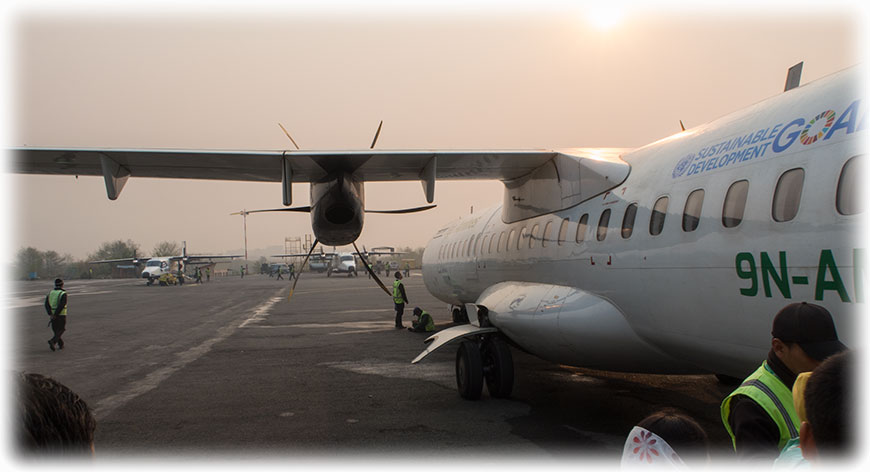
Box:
[12,64,864,399]
[90,241,242,285]
[272,247,405,277]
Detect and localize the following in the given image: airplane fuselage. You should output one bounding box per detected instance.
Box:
[422,67,864,378]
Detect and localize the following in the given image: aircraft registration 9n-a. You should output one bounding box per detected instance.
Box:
[89,241,242,285]
[11,63,865,399]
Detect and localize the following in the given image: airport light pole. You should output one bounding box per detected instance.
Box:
[230,209,249,273]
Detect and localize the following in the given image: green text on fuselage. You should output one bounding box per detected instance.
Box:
[735,249,864,303]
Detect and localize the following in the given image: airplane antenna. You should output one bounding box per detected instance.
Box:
[784,62,803,92]
[278,123,301,150]
[679,120,686,132]
[370,120,384,149]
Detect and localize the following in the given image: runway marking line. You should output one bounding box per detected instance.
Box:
[91,288,286,420]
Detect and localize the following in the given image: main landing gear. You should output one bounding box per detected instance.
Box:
[455,335,514,400]
[452,306,470,324]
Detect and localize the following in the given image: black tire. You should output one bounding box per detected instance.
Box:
[482,337,514,398]
[456,341,484,400]
[715,373,742,386]
[452,308,462,323]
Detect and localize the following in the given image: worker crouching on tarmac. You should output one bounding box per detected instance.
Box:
[408,307,434,333]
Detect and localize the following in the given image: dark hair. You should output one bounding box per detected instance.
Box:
[395,271,402,278]
[637,408,709,462]
[17,372,96,454]
[804,350,851,456]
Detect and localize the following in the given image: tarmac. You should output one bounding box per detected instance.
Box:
[8,271,737,464]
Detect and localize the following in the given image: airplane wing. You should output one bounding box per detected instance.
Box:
[183,254,243,261]
[88,257,145,265]
[10,147,559,183]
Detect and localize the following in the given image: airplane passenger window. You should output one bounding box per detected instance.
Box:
[772,168,804,222]
[649,196,668,236]
[837,155,864,215]
[529,224,539,249]
[558,218,570,245]
[479,235,488,255]
[467,236,474,257]
[722,180,750,228]
[461,240,467,258]
[518,227,528,250]
[497,231,505,253]
[597,209,611,241]
[621,203,638,239]
[508,229,517,252]
[542,221,553,248]
[576,213,589,242]
[682,189,705,232]
[473,235,481,256]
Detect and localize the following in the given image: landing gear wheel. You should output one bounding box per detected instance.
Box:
[452,306,470,324]
[482,337,514,398]
[456,341,483,400]
[715,373,741,386]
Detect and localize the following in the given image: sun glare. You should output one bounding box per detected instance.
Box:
[586,6,623,31]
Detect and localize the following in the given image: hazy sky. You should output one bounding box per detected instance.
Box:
[3,1,866,262]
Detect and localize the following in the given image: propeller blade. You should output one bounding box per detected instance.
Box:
[370,120,383,149]
[278,123,301,150]
[288,239,318,300]
[365,204,436,214]
[353,241,392,297]
[245,206,312,214]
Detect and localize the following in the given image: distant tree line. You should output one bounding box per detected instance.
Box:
[12,239,178,281]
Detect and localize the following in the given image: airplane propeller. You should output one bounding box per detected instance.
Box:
[352,241,391,297]
[288,238,319,300]
[243,204,436,215]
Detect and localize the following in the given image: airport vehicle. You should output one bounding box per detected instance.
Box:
[12,64,863,400]
[89,242,242,285]
[327,253,358,277]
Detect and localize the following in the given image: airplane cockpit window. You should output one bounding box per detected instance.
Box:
[529,224,539,249]
[576,213,589,243]
[682,189,705,232]
[650,196,669,236]
[597,209,611,241]
[542,221,553,248]
[558,218,570,245]
[836,155,863,215]
[723,180,750,228]
[147,260,161,267]
[772,168,804,222]
[621,203,638,239]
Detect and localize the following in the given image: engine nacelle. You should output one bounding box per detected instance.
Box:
[309,172,364,246]
[476,282,702,374]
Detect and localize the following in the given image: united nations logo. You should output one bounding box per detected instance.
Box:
[672,153,695,178]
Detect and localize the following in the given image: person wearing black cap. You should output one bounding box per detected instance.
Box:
[43,278,68,351]
[720,302,847,463]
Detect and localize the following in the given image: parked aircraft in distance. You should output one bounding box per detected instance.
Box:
[89,241,241,285]
[12,63,864,400]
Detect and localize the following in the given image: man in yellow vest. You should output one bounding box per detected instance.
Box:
[392,271,408,328]
[408,307,435,333]
[721,302,846,463]
[43,278,68,351]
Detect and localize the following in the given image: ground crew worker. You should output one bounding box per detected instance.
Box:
[44,278,68,351]
[276,267,284,280]
[403,262,410,277]
[408,307,434,332]
[392,272,408,328]
[288,263,295,280]
[194,268,202,284]
[720,302,847,463]
[205,267,210,282]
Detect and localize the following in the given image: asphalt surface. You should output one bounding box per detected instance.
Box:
[8,272,737,464]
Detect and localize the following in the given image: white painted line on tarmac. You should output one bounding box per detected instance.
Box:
[91,288,286,420]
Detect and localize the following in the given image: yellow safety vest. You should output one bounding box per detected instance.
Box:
[721,362,800,451]
[418,311,434,332]
[392,280,404,304]
[48,289,67,316]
